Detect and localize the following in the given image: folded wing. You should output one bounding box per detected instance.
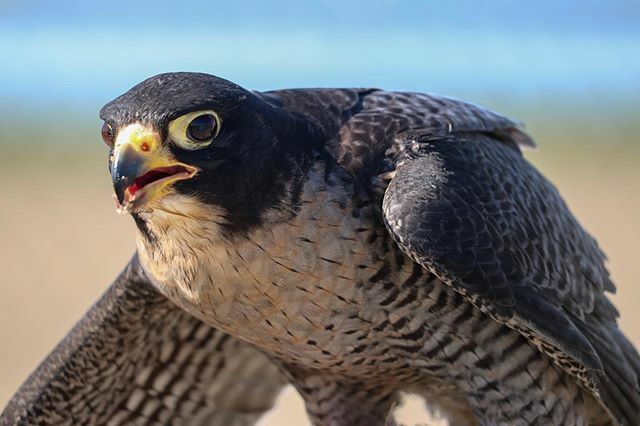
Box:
[382,130,640,425]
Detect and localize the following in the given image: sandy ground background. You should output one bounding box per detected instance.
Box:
[0,115,638,424]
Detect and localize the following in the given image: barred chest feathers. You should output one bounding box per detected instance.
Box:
[135,161,413,363]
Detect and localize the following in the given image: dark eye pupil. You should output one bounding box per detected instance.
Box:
[187,114,217,142]
[101,122,114,147]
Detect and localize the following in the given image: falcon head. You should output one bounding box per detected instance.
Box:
[100,72,311,236]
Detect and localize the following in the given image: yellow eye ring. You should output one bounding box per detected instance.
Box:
[168,110,221,150]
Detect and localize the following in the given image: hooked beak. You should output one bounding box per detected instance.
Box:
[111,124,198,213]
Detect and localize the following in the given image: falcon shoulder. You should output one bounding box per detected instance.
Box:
[0,255,286,426]
[258,87,640,424]
[381,126,640,424]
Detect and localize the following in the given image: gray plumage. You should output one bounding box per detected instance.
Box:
[2,73,638,425]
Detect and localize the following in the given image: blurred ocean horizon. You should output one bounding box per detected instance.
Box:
[1,1,639,123]
[2,27,639,99]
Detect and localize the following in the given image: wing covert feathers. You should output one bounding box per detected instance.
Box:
[270,87,638,423]
[382,133,640,425]
[0,255,286,426]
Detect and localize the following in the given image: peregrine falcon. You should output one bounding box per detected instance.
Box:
[2,72,639,426]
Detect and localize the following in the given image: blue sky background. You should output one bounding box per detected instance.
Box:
[0,0,639,135]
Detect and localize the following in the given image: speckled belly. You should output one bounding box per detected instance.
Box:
[134,161,587,422]
[135,163,432,375]
[135,161,511,392]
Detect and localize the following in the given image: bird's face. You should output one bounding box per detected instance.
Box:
[103,116,202,213]
[100,72,306,237]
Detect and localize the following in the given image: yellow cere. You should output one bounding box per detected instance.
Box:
[115,123,160,154]
[113,123,177,171]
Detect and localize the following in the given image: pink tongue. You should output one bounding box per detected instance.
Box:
[123,167,185,201]
[125,183,141,200]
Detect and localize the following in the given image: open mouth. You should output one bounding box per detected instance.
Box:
[122,164,197,206]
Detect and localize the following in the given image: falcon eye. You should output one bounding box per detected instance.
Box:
[167,109,221,150]
[101,122,115,147]
[187,114,217,143]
